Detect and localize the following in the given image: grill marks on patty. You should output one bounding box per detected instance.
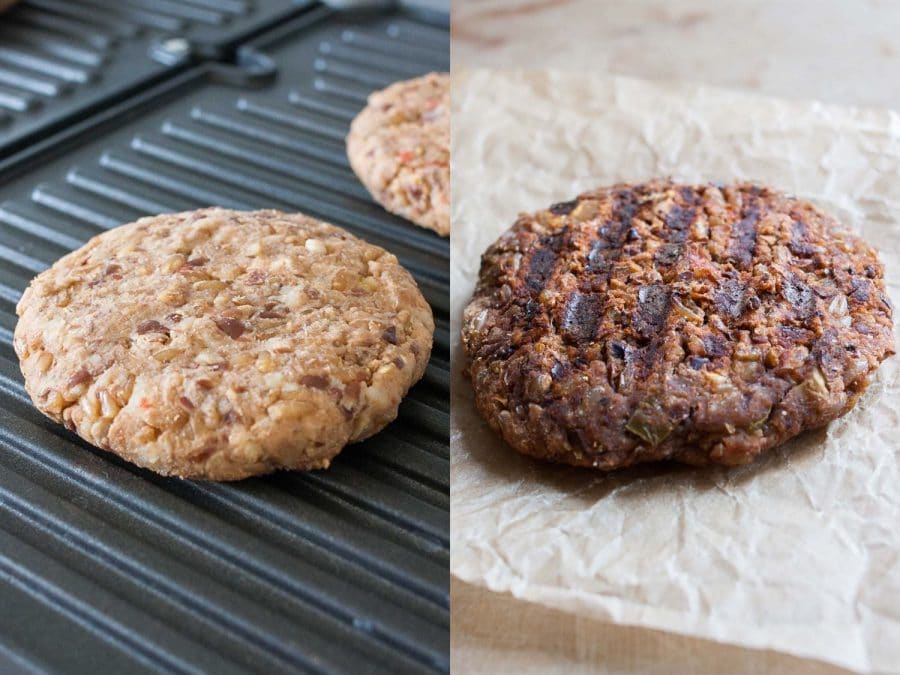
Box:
[783,273,816,320]
[463,179,895,470]
[714,278,748,319]
[561,291,602,343]
[566,189,641,343]
[729,206,760,269]
[514,188,640,344]
[507,184,703,377]
[490,182,879,390]
[585,190,640,277]
[635,284,672,338]
[525,233,564,290]
[628,195,698,380]
[663,204,694,244]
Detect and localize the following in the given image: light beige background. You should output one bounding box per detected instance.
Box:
[450,3,900,670]
[450,69,900,675]
[453,579,849,675]
[453,0,900,110]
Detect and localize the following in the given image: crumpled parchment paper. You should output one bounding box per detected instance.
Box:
[450,69,900,674]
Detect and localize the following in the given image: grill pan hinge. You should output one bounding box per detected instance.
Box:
[209,50,278,88]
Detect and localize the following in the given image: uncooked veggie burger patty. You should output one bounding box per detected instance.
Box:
[462,179,894,469]
[15,208,434,480]
[347,72,450,237]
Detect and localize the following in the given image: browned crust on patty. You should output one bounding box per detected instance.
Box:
[462,179,895,469]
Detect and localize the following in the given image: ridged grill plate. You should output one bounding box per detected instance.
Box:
[0,6,449,674]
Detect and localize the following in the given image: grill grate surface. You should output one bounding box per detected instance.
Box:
[0,6,449,674]
[0,0,316,159]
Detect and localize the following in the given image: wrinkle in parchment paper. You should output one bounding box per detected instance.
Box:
[450,69,900,674]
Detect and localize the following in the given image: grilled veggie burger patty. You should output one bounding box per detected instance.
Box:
[462,179,894,469]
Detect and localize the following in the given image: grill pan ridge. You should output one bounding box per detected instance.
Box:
[0,5,449,674]
[0,0,318,159]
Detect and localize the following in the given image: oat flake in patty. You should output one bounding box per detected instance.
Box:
[15,208,434,480]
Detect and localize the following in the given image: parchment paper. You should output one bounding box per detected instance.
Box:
[450,69,900,674]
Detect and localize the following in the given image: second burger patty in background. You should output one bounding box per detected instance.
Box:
[347,72,450,237]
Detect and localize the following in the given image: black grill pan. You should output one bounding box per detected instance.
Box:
[0,0,316,159]
[0,5,448,674]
